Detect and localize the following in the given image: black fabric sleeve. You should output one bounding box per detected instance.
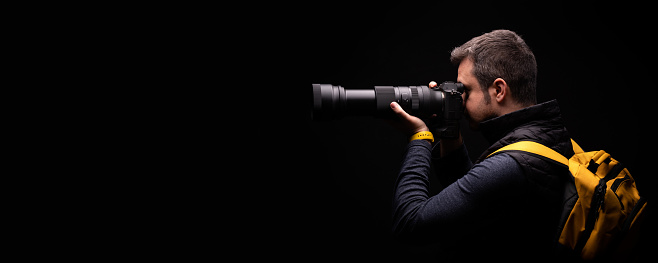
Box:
[392,140,526,245]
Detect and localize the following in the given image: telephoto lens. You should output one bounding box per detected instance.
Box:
[311,82,464,121]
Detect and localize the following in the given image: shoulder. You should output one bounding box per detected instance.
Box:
[459,153,526,192]
[471,152,524,180]
[476,152,522,171]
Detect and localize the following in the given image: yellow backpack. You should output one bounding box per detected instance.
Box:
[488,140,648,261]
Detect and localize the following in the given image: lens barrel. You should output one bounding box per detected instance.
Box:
[311,84,449,120]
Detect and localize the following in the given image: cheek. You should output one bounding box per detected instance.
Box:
[464,93,485,120]
[464,94,478,112]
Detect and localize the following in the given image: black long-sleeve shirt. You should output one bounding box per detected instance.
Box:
[392,140,530,259]
[392,101,572,261]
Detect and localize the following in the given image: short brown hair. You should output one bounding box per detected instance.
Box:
[450,29,537,106]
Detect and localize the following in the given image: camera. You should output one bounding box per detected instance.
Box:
[311,81,464,138]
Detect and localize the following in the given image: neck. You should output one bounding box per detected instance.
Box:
[479,100,560,144]
[495,100,530,117]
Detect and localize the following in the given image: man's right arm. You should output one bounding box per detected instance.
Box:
[392,148,525,245]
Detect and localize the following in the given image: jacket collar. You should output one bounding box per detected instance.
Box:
[479,100,562,144]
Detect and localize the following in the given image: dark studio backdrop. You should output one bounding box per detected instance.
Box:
[258,2,654,261]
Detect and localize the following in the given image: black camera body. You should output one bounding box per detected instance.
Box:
[429,82,464,139]
[311,81,464,138]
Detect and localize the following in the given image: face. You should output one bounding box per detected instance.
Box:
[457,58,496,130]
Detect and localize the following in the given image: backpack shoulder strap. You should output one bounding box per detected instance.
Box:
[486,141,569,168]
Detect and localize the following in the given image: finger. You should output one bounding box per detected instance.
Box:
[390,102,410,118]
[429,81,437,88]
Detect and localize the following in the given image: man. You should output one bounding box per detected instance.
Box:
[389,30,573,261]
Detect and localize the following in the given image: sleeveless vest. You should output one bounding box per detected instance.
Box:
[472,100,573,259]
[476,100,573,199]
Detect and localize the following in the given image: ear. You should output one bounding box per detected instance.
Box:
[492,78,509,103]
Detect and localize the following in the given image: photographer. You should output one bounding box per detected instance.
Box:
[390,30,573,261]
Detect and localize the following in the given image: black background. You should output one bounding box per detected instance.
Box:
[252,2,654,261]
[33,2,654,261]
